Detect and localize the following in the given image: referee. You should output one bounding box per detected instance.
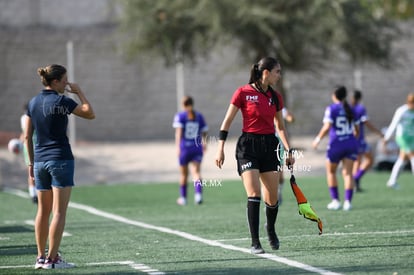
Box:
[215,57,294,254]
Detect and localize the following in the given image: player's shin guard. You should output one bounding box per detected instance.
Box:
[265,202,280,250]
[247,197,261,246]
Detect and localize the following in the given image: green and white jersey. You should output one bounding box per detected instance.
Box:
[384,104,414,142]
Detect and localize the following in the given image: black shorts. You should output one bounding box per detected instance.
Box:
[236,132,281,175]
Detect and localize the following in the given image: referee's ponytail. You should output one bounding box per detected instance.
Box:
[248,57,281,111]
[248,57,279,84]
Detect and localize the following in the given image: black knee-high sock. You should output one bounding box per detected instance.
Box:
[247,197,261,245]
[265,202,279,236]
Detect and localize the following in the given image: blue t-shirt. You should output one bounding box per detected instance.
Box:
[27,90,78,161]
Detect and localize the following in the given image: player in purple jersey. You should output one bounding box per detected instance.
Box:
[351,90,383,191]
[173,96,208,205]
[313,86,359,211]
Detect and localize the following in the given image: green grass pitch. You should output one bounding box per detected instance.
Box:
[0,171,413,274]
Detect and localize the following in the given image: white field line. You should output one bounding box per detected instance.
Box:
[4,188,342,275]
[87,261,165,274]
[68,201,343,275]
[3,187,30,199]
[2,188,165,274]
[0,265,33,269]
[2,188,72,236]
[0,261,165,274]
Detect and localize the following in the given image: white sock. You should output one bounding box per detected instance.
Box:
[388,158,404,185]
[410,157,414,175]
[29,186,36,197]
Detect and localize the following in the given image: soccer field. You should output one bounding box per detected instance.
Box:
[0,172,413,274]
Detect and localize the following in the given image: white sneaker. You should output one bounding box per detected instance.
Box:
[343,200,352,211]
[194,193,203,205]
[42,256,75,269]
[327,199,341,210]
[387,181,400,190]
[176,197,187,206]
[34,257,45,269]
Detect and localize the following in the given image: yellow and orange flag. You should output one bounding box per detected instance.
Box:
[290,174,323,235]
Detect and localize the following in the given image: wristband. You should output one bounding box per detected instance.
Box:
[314,136,321,143]
[219,130,228,141]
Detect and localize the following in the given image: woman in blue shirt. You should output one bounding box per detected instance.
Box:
[25,64,95,269]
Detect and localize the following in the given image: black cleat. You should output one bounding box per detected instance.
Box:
[265,223,280,250]
[269,238,280,250]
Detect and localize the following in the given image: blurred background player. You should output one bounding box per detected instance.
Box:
[383,93,414,189]
[351,90,384,192]
[172,96,208,205]
[215,57,294,254]
[20,103,38,203]
[313,86,359,211]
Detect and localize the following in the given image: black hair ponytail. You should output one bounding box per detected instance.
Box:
[268,86,280,111]
[183,96,195,120]
[343,101,353,123]
[248,57,279,84]
[334,85,353,123]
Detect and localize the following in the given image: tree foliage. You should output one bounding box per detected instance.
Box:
[118,0,219,66]
[118,0,406,70]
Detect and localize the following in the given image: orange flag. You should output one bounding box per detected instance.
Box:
[290,174,323,235]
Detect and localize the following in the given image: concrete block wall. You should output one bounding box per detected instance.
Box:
[1,0,413,143]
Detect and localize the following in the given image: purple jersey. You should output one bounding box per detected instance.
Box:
[352,103,367,142]
[323,103,359,162]
[352,103,371,153]
[172,110,208,153]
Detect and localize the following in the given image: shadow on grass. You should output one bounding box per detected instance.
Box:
[0,225,33,234]
[0,244,37,256]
